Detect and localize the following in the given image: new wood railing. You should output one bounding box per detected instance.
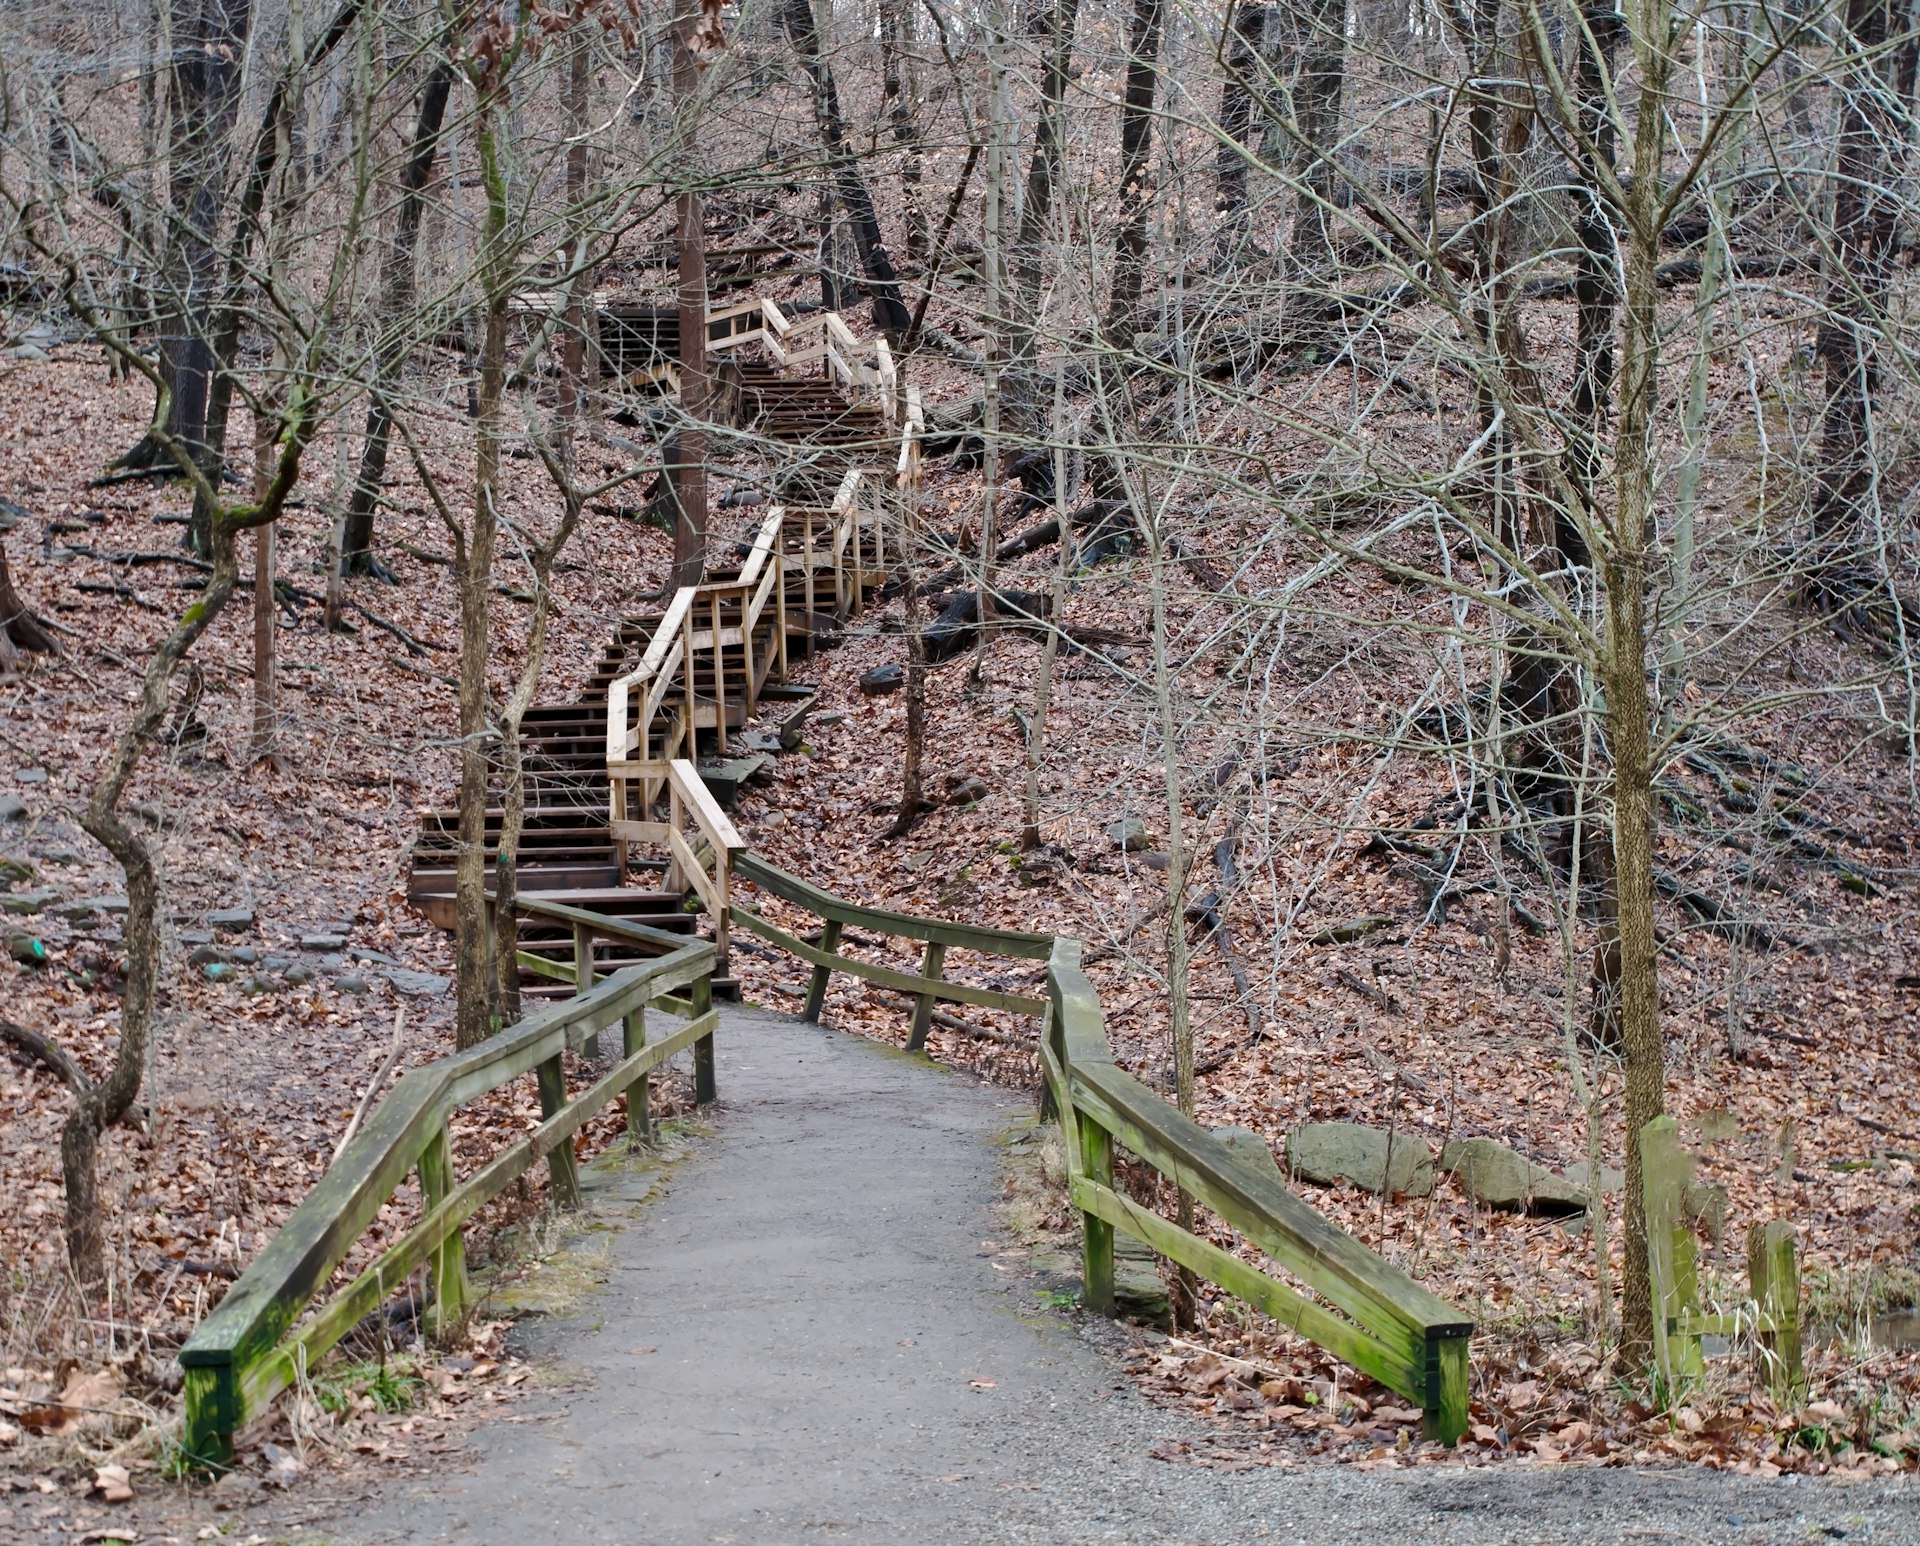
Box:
[706,295,899,420]
[178,914,721,1464]
[722,852,1476,1441]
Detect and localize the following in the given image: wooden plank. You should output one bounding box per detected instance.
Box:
[906,940,946,1051]
[537,1054,583,1210]
[416,1123,468,1340]
[510,894,699,953]
[623,1006,650,1144]
[733,906,1045,1016]
[668,757,747,852]
[692,976,717,1104]
[802,915,840,1023]
[1748,1220,1803,1395]
[735,852,1053,958]
[671,827,719,914]
[1069,1176,1424,1401]
[1068,1062,1459,1351]
[1078,1115,1115,1315]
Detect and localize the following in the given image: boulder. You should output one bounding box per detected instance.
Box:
[1107,817,1152,853]
[1285,1122,1434,1197]
[1440,1137,1588,1214]
[1562,1160,1625,1196]
[336,973,370,995]
[945,774,990,806]
[383,968,450,998]
[1211,1126,1283,1178]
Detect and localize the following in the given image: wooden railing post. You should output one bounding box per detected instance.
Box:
[692,973,717,1104]
[906,940,946,1052]
[1423,1330,1471,1445]
[574,921,601,1058]
[537,1053,583,1210]
[416,1122,469,1340]
[803,918,841,1022]
[1640,1115,1704,1391]
[1748,1220,1803,1396]
[1079,1110,1115,1315]
[623,1005,651,1144]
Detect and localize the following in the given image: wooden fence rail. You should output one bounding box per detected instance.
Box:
[727,854,1476,1440]
[179,922,720,1464]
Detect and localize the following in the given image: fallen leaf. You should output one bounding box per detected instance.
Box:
[93,1463,133,1502]
[18,1368,124,1436]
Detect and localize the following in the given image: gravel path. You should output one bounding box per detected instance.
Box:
[321,1008,1919,1545]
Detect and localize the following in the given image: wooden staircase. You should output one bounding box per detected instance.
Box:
[405,296,924,999]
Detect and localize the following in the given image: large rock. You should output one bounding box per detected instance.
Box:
[1107,817,1153,853]
[0,794,25,823]
[383,968,450,999]
[1211,1126,1283,1178]
[1440,1137,1588,1214]
[0,888,54,916]
[1285,1122,1434,1197]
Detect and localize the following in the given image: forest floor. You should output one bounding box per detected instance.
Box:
[2,332,1919,1513]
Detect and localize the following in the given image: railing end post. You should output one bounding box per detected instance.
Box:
[1422,1329,1472,1446]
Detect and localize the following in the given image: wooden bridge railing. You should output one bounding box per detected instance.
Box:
[706,295,899,421]
[178,918,721,1464]
[719,852,1476,1441]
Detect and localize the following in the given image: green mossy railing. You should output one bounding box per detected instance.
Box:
[731,856,1475,1442]
[179,923,718,1464]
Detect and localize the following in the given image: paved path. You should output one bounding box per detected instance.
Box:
[326,1009,1920,1545]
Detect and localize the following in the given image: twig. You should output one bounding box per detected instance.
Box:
[333,1010,407,1160]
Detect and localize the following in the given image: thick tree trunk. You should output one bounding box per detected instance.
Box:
[1005,0,1082,434]
[1282,0,1347,310]
[158,0,253,554]
[780,0,912,335]
[0,542,59,671]
[1106,0,1165,344]
[196,0,360,551]
[344,60,456,576]
[1808,0,1915,611]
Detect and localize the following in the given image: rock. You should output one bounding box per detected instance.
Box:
[208,908,254,935]
[1113,1232,1173,1330]
[349,946,402,966]
[203,962,238,983]
[1308,914,1398,945]
[48,898,106,921]
[1439,1137,1588,1214]
[858,664,904,695]
[299,933,347,951]
[1014,855,1063,888]
[76,894,129,915]
[1212,1126,1283,1177]
[1563,1160,1625,1196]
[1140,851,1170,871]
[945,774,990,806]
[336,973,370,995]
[13,769,47,785]
[179,928,213,946]
[283,962,316,986]
[758,812,786,831]
[383,968,450,998]
[813,710,847,728]
[0,888,54,915]
[696,755,772,807]
[0,794,25,822]
[1286,1122,1435,1197]
[239,973,278,995]
[264,955,291,972]
[187,944,221,967]
[39,848,82,865]
[1107,817,1152,853]
[7,933,46,966]
[0,856,33,888]
[226,946,260,966]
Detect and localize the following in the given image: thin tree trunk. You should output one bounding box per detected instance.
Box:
[343,59,455,575]
[1021,365,1073,849]
[1282,0,1346,316]
[1610,39,1672,1364]
[453,97,509,1051]
[1005,0,1081,435]
[879,0,926,264]
[672,0,708,589]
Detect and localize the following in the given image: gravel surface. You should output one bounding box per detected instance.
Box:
[318,1008,1920,1545]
